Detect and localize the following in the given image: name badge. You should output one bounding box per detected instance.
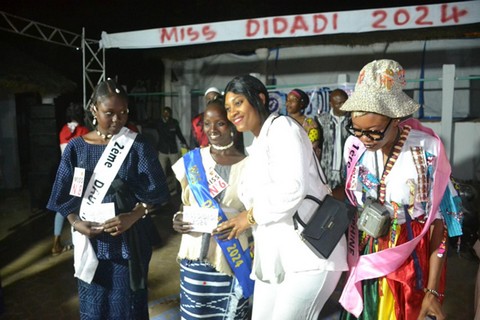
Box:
[70,167,85,197]
[207,169,229,198]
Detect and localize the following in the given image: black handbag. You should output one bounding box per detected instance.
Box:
[293,150,356,259]
[293,194,356,259]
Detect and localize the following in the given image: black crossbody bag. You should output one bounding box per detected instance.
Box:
[293,151,356,259]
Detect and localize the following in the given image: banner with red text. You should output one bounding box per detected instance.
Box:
[101,1,480,49]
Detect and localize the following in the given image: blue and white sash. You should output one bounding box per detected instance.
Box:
[183,149,254,298]
[74,127,137,283]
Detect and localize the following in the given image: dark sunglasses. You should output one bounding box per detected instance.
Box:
[345,118,392,141]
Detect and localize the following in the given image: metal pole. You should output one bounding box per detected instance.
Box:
[441,64,455,161]
[82,27,86,110]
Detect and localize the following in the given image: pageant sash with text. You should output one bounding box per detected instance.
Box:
[74,127,137,283]
[183,149,255,298]
[339,118,451,317]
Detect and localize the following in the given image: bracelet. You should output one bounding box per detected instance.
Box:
[172,211,182,222]
[71,218,80,231]
[246,208,256,225]
[424,288,444,298]
[136,202,149,218]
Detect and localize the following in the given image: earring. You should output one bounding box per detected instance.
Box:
[92,117,97,126]
[230,132,234,138]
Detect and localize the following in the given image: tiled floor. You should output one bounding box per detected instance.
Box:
[0,188,479,319]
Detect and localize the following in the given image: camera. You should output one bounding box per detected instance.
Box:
[357,198,391,238]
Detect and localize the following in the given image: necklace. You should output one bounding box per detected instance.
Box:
[96,130,112,140]
[375,126,410,204]
[211,141,234,151]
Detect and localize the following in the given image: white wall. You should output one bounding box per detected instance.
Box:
[164,38,480,180]
[167,39,480,118]
[423,121,480,181]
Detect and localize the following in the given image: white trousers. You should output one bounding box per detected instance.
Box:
[251,270,342,320]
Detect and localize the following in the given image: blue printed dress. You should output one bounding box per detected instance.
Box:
[47,133,169,320]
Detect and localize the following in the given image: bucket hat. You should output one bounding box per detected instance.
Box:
[340,59,419,118]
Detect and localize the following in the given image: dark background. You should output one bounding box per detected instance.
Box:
[0,0,460,92]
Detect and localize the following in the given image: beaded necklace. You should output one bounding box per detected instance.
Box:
[211,141,234,151]
[377,125,411,204]
[96,130,112,140]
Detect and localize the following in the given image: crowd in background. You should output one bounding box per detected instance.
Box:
[45,59,466,320]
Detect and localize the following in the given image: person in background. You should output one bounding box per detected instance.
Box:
[47,78,169,319]
[286,88,321,160]
[339,59,463,320]
[156,106,189,195]
[172,98,252,319]
[51,102,90,256]
[191,87,222,148]
[317,88,350,196]
[215,75,348,320]
[205,87,222,104]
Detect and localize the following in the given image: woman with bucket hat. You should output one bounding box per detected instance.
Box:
[338,59,463,320]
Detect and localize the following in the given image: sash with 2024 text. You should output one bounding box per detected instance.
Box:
[183,148,254,298]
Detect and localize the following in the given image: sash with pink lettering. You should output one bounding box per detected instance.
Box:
[339,118,451,317]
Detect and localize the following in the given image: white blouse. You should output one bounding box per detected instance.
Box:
[239,114,348,283]
[346,128,443,224]
[172,147,249,276]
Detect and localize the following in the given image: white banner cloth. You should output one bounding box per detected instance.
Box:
[101,1,480,49]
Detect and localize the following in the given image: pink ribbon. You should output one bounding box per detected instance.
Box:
[339,118,451,317]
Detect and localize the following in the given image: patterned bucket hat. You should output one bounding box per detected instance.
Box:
[340,59,420,118]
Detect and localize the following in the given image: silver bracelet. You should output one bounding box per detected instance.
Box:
[71,218,80,231]
[424,288,444,298]
[172,211,182,222]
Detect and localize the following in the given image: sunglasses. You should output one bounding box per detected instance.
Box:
[345,118,392,141]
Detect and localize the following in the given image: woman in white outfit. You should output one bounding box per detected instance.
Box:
[214,75,348,320]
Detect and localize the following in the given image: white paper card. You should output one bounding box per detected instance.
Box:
[83,202,116,223]
[182,206,219,233]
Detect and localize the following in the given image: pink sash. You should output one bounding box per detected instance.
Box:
[339,118,451,317]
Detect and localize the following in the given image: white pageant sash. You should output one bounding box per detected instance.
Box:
[73,127,137,283]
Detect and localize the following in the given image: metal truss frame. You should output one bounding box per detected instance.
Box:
[0,10,105,109]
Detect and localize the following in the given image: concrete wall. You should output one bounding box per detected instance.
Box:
[0,93,22,189]
[423,120,480,181]
[166,39,480,117]
[164,38,480,181]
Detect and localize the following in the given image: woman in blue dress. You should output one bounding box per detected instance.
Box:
[47,79,169,319]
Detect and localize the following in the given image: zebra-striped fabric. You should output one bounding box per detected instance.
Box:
[180,260,250,320]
